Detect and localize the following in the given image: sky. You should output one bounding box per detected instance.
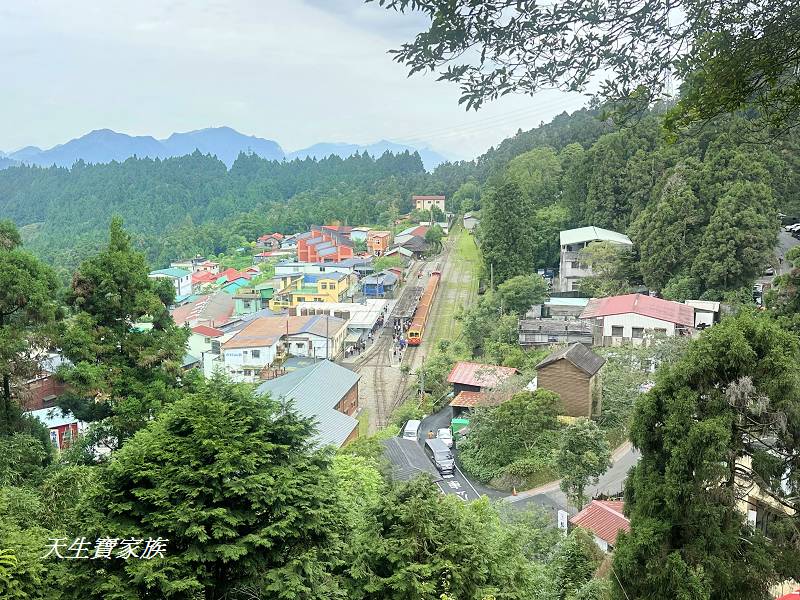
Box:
[0,0,589,160]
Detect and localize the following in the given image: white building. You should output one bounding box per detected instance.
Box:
[684,300,721,328]
[579,293,695,346]
[295,299,389,344]
[463,213,479,231]
[274,258,372,278]
[558,226,633,292]
[149,268,192,298]
[220,315,348,382]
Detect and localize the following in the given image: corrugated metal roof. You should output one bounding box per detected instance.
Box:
[580,294,694,327]
[26,407,82,429]
[450,391,488,408]
[536,343,606,376]
[570,500,630,545]
[545,297,591,307]
[150,267,190,279]
[446,362,518,388]
[257,360,360,448]
[559,226,633,247]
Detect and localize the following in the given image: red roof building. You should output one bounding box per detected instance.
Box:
[570,500,630,551]
[192,271,218,287]
[447,361,518,394]
[218,268,252,284]
[579,294,694,346]
[191,325,224,338]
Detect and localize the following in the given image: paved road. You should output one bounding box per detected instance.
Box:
[505,443,640,515]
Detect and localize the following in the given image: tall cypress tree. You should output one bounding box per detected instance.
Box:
[0,220,59,437]
[613,311,800,599]
[57,217,189,451]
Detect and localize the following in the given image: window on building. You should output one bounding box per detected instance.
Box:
[611,325,624,337]
[320,283,327,289]
[571,261,580,269]
[297,297,305,302]
[251,349,260,359]
[243,369,252,376]
[632,327,644,339]
[242,350,248,356]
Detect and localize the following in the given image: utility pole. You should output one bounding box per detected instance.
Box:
[490,263,494,290]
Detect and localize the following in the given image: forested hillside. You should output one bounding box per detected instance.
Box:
[0,150,428,276]
[2,106,799,300]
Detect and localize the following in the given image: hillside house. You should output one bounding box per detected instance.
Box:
[256,360,360,448]
[295,299,388,344]
[463,213,479,231]
[413,195,445,212]
[394,225,428,246]
[367,230,392,256]
[685,299,721,328]
[558,227,633,292]
[170,256,207,271]
[570,500,630,552]
[149,267,192,299]
[535,343,606,417]
[23,353,68,412]
[191,270,219,292]
[579,294,694,346]
[195,260,220,274]
[274,258,373,278]
[257,233,284,250]
[26,407,85,451]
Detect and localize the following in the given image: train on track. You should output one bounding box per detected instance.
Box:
[406,269,441,346]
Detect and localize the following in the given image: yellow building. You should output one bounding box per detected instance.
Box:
[269,272,355,310]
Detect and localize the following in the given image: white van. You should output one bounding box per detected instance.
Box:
[402,419,422,440]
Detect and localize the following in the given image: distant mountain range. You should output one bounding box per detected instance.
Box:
[1,127,448,171]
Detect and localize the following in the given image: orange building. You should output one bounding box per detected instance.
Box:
[366,230,392,256]
[297,227,355,263]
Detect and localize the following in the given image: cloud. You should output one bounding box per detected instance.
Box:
[0,0,588,159]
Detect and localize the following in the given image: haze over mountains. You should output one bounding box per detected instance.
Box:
[1,127,448,171]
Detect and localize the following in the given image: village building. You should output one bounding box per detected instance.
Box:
[256,233,284,250]
[191,270,219,292]
[557,226,633,292]
[194,260,220,274]
[447,362,519,417]
[361,270,399,298]
[269,272,356,310]
[256,360,360,448]
[518,318,594,347]
[297,226,354,263]
[366,230,393,256]
[349,226,371,242]
[579,293,695,346]
[170,256,207,272]
[463,212,479,231]
[295,299,388,345]
[389,235,429,259]
[535,343,606,417]
[221,314,348,382]
[26,407,86,451]
[274,257,373,278]
[384,246,413,262]
[569,500,630,552]
[171,290,235,328]
[533,297,592,320]
[394,224,428,246]
[149,267,192,298]
[413,195,445,213]
[233,283,275,315]
[684,299,721,329]
[23,353,68,412]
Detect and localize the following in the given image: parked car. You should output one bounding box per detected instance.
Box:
[424,438,455,474]
[402,419,421,440]
[763,266,775,276]
[436,427,453,448]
